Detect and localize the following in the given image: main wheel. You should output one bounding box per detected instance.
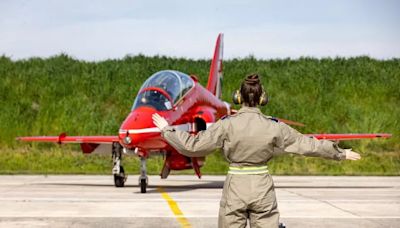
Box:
[114,166,125,187]
[140,178,147,193]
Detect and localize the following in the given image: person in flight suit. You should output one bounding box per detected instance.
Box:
[152,74,361,228]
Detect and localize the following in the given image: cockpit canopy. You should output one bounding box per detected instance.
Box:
[132,70,194,111]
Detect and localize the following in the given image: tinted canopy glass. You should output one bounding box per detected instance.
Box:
[132,70,194,111]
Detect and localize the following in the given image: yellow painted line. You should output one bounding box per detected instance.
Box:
[157,187,192,228]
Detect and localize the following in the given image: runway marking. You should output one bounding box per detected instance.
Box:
[157,187,191,228]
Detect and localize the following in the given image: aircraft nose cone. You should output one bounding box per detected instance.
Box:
[119,106,160,148]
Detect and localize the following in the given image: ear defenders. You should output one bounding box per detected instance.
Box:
[232,87,268,106]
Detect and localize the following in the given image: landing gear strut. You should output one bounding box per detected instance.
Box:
[139,157,148,193]
[112,143,126,187]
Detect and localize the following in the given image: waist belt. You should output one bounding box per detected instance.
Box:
[228,165,269,175]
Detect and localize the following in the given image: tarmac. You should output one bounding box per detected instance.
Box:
[0,175,399,228]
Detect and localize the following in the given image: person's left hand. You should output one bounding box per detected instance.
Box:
[345,149,361,160]
[152,113,169,130]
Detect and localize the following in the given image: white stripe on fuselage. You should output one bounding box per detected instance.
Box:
[119,122,215,134]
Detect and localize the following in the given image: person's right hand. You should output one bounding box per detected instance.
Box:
[152,113,169,130]
[345,149,361,160]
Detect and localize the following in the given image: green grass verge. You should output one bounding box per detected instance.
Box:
[1,146,398,175]
[0,55,399,175]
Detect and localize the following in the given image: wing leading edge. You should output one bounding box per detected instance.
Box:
[16,133,119,154]
[16,133,119,144]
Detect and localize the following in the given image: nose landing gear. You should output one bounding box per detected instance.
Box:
[139,156,148,193]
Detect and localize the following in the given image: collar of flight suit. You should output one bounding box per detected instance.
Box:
[237,106,263,114]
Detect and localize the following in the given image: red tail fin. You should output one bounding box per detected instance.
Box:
[206,33,224,99]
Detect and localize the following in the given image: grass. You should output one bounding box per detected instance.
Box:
[0,55,399,175]
[0,147,398,175]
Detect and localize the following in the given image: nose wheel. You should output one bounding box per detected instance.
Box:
[140,178,147,193]
[139,157,148,193]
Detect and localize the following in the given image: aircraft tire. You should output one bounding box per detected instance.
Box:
[114,166,125,187]
[140,178,146,193]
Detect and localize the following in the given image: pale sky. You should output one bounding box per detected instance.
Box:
[0,0,399,60]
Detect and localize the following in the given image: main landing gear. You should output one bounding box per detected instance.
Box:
[112,143,126,187]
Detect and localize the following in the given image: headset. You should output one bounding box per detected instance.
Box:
[232,86,268,106]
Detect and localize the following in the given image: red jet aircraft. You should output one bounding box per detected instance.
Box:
[17,34,391,193]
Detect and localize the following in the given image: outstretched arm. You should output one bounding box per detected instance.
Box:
[276,122,361,161]
[152,114,225,157]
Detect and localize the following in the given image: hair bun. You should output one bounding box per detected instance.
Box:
[244,74,260,85]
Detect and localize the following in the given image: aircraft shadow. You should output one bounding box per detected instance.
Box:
[33,181,225,193]
[33,181,391,195]
[145,182,225,193]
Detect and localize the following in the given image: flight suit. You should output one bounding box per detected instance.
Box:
[161,106,346,228]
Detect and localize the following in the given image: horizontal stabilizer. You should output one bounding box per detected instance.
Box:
[275,118,305,127]
[307,133,392,141]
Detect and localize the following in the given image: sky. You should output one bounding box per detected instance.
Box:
[0,0,399,60]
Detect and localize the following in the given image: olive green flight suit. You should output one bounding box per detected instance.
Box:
[161,106,346,228]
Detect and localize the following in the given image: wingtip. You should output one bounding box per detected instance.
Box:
[380,133,392,138]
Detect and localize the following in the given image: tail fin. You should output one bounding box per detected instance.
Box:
[206,33,224,99]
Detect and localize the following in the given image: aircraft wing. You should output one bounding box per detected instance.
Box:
[16,134,119,144]
[306,133,391,141]
[16,133,119,154]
